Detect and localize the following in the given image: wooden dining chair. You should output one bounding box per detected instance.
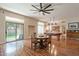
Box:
[31,33,40,50]
[43,33,51,49]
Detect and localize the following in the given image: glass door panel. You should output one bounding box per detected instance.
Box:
[16,24,24,40]
[6,23,17,42]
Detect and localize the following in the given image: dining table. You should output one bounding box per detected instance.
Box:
[46,32,62,41]
[35,37,49,49]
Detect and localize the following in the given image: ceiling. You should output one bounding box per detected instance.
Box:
[0,3,79,22]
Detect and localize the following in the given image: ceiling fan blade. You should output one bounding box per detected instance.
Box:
[42,12,45,15]
[32,5,39,10]
[45,9,54,11]
[44,4,51,10]
[43,11,50,14]
[40,3,42,9]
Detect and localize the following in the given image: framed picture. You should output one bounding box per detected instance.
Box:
[68,22,79,29]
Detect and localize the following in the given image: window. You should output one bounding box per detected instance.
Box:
[37,22,44,34]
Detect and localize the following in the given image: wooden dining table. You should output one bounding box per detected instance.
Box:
[46,32,62,41]
[35,37,49,49]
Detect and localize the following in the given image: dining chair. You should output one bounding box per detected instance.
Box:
[42,33,51,49]
[31,33,40,50]
[44,33,51,43]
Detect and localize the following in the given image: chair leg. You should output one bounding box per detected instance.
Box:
[31,43,33,49]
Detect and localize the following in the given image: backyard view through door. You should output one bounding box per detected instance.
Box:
[6,22,24,42]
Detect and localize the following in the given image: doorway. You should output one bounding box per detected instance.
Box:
[5,22,24,42]
[28,25,35,38]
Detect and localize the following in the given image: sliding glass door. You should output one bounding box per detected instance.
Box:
[6,23,16,42]
[16,24,24,40]
[6,22,24,42]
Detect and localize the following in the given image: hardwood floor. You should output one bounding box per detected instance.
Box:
[0,36,79,56]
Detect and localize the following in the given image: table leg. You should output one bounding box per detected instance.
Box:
[57,35,60,41]
[40,39,44,49]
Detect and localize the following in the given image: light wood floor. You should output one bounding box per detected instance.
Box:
[0,36,79,56]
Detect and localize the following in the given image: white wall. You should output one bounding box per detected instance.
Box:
[0,9,5,43]
[24,17,38,39]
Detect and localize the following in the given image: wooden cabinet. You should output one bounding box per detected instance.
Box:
[67,30,79,38]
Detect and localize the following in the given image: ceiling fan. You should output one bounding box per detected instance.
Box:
[31,3,54,15]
